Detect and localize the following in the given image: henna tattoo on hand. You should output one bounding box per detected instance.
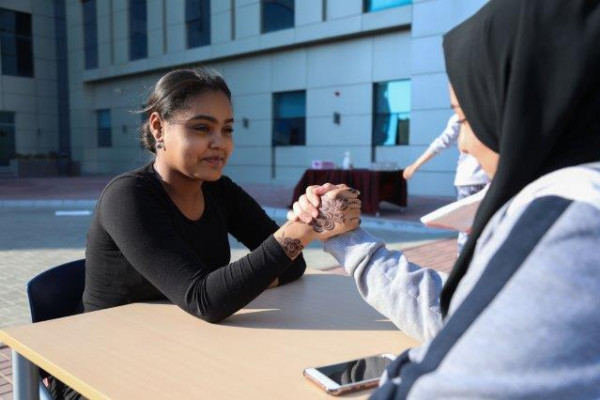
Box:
[276,230,304,259]
[310,195,349,233]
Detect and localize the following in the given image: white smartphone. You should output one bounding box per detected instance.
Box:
[303,353,396,396]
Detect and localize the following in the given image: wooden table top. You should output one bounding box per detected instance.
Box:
[0,270,418,399]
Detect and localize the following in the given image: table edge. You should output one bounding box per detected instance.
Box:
[0,329,109,399]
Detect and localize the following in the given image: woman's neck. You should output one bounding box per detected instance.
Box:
[153,161,203,204]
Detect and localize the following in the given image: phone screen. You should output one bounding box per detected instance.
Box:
[315,355,393,385]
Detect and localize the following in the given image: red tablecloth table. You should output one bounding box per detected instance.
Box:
[291,169,407,215]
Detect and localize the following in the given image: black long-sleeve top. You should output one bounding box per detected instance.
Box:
[83,163,305,322]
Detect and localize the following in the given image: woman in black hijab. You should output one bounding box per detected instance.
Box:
[291,0,600,397]
[440,0,600,318]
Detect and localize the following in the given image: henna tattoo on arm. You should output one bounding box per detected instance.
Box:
[276,226,304,259]
[310,195,350,233]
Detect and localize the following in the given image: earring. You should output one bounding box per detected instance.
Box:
[156,141,164,150]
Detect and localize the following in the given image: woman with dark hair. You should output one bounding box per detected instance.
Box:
[291,0,600,397]
[49,68,361,399]
[82,68,360,320]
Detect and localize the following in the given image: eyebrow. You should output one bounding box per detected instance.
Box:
[187,114,234,124]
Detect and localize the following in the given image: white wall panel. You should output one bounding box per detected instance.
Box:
[231,119,271,147]
[211,0,231,14]
[372,31,411,82]
[295,16,360,44]
[411,72,451,111]
[411,35,444,75]
[326,0,362,20]
[228,146,271,166]
[361,4,411,32]
[236,3,260,39]
[0,0,31,13]
[306,84,370,117]
[307,115,371,146]
[166,23,186,53]
[211,11,232,44]
[224,165,271,183]
[233,93,272,120]
[409,109,454,145]
[1,77,36,94]
[271,50,307,92]
[224,58,272,95]
[260,28,295,49]
[307,39,372,87]
[296,0,322,26]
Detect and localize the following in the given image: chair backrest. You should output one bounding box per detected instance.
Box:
[27,259,86,323]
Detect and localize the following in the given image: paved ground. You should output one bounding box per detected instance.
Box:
[0,175,455,223]
[0,175,457,399]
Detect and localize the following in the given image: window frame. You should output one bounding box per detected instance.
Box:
[272,90,307,147]
[0,111,16,166]
[0,8,34,77]
[261,0,295,34]
[82,0,98,69]
[372,79,411,147]
[97,109,112,148]
[128,0,148,61]
[185,0,211,48]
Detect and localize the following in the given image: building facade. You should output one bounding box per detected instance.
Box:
[0,0,486,196]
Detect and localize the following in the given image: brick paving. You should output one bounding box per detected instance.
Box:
[0,346,11,400]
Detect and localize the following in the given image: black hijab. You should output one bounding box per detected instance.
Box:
[440,0,600,316]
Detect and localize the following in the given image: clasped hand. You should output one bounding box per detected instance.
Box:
[288,183,361,240]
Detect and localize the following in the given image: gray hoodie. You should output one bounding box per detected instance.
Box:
[324,163,600,399]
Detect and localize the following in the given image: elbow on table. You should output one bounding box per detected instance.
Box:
[199,312,228,324]
[180,293,231,323]
[184,305,230,324]
[279,256,307,285]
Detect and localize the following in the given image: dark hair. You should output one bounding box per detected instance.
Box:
[139,67,232,153]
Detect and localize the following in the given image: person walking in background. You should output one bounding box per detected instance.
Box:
[402,113,490,253]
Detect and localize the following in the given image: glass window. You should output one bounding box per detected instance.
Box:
[82,0,98,69]
[97,109,112,148]
[0,111,16,166]
[186,0,210,48]
[364,0,411,13]
[129,0,147,60]
[373,80,410,146]
[0,8,34,77]
[273,91,306,146]
[261,0,294,34]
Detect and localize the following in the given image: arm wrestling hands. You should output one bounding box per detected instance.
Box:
[286,183,361,237]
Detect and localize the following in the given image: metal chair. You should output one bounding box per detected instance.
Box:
[26,259,86,400]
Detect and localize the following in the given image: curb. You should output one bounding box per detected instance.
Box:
[0,200,452,234]
[0,199,97,208]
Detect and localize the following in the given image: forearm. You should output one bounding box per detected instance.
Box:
[184,235,294,322]
[277,254,306,285]
[274,221,316,259]
[412,150,436,170]
[324,228,445,342]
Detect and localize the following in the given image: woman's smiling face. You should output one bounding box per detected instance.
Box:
[450,85,499,179]
[156,90,234,182]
